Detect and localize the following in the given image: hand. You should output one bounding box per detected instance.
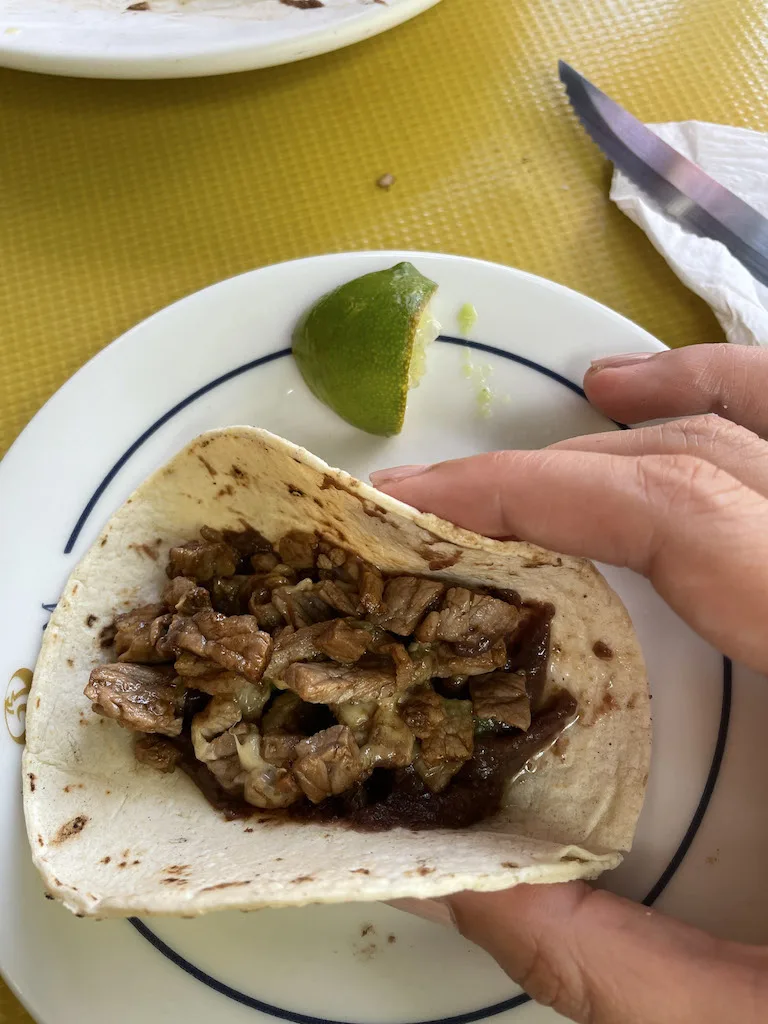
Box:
[372,344,768,1024]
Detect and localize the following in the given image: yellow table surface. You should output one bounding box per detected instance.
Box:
[1,0,767,1018]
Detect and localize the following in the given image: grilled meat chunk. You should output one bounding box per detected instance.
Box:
[114,604,169,663]
[369,577,444,636]
[315,619,370,664]
[162,577,212,615]
[471,671,531,731]
[283,662,397,704]
[432,639,507,677]
[167,537,238,581]
[163,611,272,683]
[362,702,416,769]
[293,725,364,803]
[191,696,242,762]
[85,663,183,736]
[400,687,474,792]
[134,734,182,773]
[272,580,335,629]
[416,587,520,645]
[277,530,318,570]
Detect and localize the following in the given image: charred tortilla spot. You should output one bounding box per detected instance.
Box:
[501,861,518,869]
[44,892,54,900]
[28,773,36,792]
[66,658,74,668]
[600,692,619,715]
[288,486,304,497]
[198,456,217,478]
[100,536,108,546]
[133,543,158,561]
[417,866,434,876]
[162,877,188,885]
[54,815,88,843]
[593,641,613,660]
[201,881,251,891]
[85,615,97,628]
[244,827,254,833]
[72,584,79,595]
[37,835,44,847]
[554,735,569,759]
[163,865,190,875]
[388,934,396,944]
[313,497,323,507]
[352,868,370,875]
[291,875,315,884]
[362,501,387,522]
[118,861,127,868]
[101,856,111,864]
[361,924,374,936]
[35,697,40,708]
[230,464,246,481]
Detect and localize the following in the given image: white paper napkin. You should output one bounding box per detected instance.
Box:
[610,121,768,346]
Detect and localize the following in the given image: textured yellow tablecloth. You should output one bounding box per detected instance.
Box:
[1,0,767,1018]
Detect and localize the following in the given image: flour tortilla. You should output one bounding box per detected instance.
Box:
[23,427,650,919]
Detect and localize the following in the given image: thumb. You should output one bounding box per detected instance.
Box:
[439,883,768,1024]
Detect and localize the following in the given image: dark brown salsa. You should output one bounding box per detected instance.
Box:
[85,526,575,830]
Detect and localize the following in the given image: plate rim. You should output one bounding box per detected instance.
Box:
[0,0,441,78]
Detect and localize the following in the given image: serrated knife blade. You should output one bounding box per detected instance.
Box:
[558,60,768,289]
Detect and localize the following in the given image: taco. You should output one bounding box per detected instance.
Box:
[23,427,650,918]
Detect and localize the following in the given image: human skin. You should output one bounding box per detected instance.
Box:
[372,344,768,1024]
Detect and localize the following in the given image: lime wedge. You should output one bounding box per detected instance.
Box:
[292,262,439,437]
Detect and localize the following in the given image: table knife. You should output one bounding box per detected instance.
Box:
[559,60,768,288]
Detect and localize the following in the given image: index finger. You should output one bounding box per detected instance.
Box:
[586,345,768,437]
[372,449,768,673]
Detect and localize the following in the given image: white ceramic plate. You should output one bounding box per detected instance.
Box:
[1,251,765,1024]
[0,0,439,79]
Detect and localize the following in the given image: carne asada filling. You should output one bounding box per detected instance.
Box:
[86,527,575,829]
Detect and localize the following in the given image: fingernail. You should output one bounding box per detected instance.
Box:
[370,464,428,486]
[589,352,657,371]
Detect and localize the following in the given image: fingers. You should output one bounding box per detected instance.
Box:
[372,449,768,673]
[550,416,768,497]
[442,883,768,1024]
[585,345,768,437]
